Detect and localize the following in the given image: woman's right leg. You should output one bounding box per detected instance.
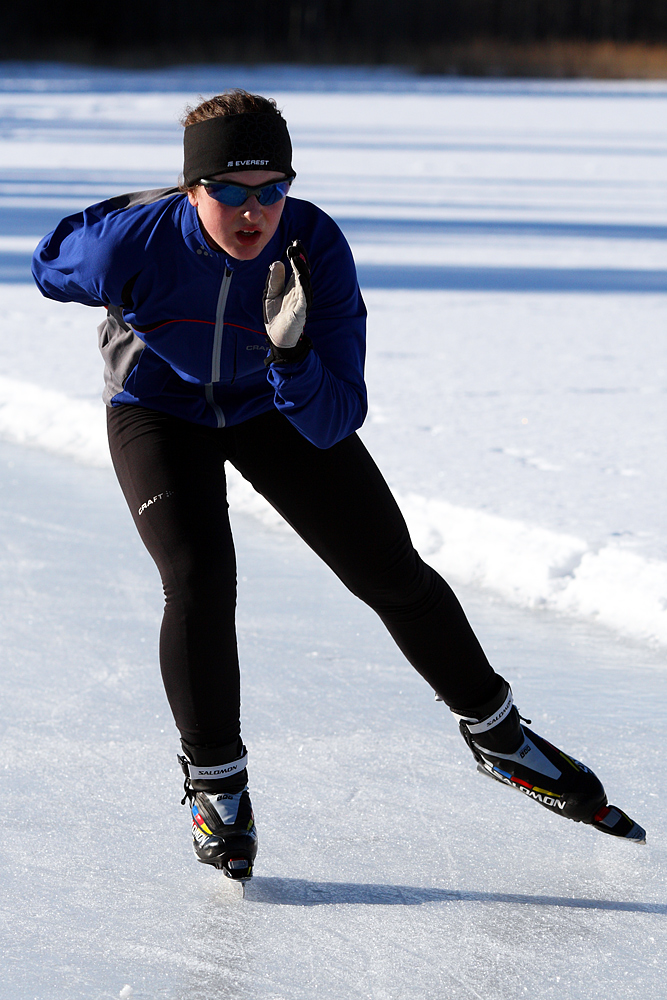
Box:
[106,404,240,748]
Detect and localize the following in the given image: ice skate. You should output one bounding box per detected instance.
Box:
[178,742,258,880]
[451,679,646,843]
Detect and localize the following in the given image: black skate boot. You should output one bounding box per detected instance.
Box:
[450,678,646,843]
[178,739,258,880]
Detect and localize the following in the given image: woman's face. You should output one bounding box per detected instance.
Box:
[187,169,288,260]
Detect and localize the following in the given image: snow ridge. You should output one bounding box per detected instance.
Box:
[402,493,667,647]
[1,374,664,646]
[0,375,109,468]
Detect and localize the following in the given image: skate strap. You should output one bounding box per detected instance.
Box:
[451,688,514,735]
[182,752,248,781]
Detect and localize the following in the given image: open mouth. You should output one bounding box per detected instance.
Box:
[236,229,262,246]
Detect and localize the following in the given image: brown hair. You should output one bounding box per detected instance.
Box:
[180,89,282,128]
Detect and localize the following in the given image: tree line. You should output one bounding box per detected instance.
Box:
[3,0,667,66]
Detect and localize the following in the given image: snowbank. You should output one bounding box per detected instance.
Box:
[1,373,664,646]
[402,493,667,646]
[0,375,109,467]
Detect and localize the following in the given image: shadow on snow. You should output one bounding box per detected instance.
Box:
[356,263,667,293]
[245,877,667,914]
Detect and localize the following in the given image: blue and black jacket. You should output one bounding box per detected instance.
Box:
[32,189,367,448]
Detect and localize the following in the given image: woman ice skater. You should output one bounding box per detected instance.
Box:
[32,90,645,882]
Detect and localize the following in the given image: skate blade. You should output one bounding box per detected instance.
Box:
[591,804,647,844]
[220,859,253,899]
[221,877,249,899]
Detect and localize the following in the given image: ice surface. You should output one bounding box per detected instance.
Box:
[0,65,666,998]
[0,439,665,1000]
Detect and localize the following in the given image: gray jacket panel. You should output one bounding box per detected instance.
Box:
[96,187,181,404]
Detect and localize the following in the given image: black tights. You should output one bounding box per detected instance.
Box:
[107,404,498,747]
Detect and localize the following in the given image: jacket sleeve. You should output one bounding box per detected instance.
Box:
[266,217,368,449]
[31,199,144,308]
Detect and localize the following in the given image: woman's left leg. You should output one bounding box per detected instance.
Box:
[228,412,647,843]
[228,410,499,709]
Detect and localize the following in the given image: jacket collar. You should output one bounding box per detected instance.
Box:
[181,197,220,260]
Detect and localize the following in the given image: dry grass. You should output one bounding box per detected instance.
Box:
[417,39,667,79]
[4,37,667,79]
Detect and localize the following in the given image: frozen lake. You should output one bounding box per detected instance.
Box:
[0,64,665,999]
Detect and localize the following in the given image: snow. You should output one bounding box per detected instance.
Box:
[0,64,666,999]
[1,66,666,643]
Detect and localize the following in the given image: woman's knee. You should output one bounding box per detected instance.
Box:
[160,546,237,611]
[340,545,439,617]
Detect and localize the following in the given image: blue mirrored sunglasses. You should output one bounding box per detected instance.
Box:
[200,176,294,207]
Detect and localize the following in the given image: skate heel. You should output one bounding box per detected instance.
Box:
[224,857,254,880]
[476,762,510,786]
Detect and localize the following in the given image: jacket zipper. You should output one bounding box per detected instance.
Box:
[206,266,233,427]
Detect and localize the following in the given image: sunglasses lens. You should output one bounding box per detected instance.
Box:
[257,182,291,205]
[205,184,248,207]
[204,179,292,207]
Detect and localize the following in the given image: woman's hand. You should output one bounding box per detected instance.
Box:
[263,240,312,349]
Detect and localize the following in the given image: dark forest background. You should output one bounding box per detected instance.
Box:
[4,0,667,77]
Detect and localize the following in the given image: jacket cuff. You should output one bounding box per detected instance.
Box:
[264,335,312,367]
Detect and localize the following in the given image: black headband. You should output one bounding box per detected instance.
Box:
[183,113,293,187]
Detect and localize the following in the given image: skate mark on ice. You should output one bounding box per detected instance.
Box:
[246,877,667,914]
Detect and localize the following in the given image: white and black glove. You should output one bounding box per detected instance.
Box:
[263,240,313,365]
